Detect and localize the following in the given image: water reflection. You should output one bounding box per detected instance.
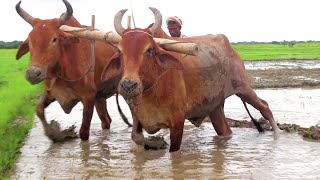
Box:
[211,137,230,178]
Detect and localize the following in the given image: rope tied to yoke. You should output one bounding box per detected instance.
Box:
[57,64,92,82]
[57,26,97,82]
[103,31,115,44]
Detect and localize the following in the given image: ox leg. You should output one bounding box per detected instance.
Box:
[169,119,185,152]
[36,94,55,125]
[237,90,281,138]
[130,118,146,153]
[36,94,66,140]
[209,101,232,136]
[95,98,111,130]
[131,117,144,146]
[79,98,95,140]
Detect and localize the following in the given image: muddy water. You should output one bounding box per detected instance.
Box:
[225,88,320,127]
[245,59,320,70]
[11,88,320,179]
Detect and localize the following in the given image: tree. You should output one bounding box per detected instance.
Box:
[0,41,22,49]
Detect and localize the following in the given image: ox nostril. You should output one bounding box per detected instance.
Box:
[25,68,43,84]
[26,69,40,78]
[121,80,138,92]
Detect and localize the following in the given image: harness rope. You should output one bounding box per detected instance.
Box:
[57,26,98,82]
[142,51,188,93]
[143,64,169,93]
[57,26,118,82]
[57,64,92,82]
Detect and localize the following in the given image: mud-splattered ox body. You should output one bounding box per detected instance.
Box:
[102,8,281,152]
[15,0,130,141]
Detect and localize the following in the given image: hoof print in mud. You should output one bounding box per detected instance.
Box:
[144,136,168,150]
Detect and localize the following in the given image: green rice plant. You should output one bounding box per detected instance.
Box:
[0,49,42,178]
[232,42,320,60]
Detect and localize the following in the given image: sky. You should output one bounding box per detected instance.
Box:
[1,0,320,43]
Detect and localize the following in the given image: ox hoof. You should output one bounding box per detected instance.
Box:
[80,134,89,141]
[131,144,145,153]
[101,123,111,130]
[273,127,282,140]
[169,143,182,152]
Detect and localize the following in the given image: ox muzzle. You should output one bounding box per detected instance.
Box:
[118,78,142,100]
[26,66,47,84]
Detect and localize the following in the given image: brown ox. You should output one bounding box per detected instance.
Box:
[147,24,265,132]
[15,0,130,141]
[102,8,281,152]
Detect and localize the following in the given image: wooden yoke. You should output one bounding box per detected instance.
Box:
[60,25,198,56]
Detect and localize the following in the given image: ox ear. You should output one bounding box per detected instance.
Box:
[101,54,121,82]
[16,39,29,60]
[156,50,184,70]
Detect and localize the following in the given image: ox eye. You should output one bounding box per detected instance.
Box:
[145,48,153,56]
[117,49,123,56]
[52,37,57,43]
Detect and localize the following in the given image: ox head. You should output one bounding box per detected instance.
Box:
[15,0,79,84]
[101,7,183,104]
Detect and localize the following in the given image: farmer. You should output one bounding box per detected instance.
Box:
[166,16,187,38]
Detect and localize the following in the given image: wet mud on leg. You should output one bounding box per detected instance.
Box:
[37,95,78,142]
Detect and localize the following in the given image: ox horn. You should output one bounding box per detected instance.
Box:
[15,1,34,25]
[148,7,162,35]
[114,9,128,36]
[58,0,73,26]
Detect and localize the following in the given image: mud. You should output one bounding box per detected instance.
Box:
[226,118,320,141]
[43,120,78,142]
[246,59,320,88]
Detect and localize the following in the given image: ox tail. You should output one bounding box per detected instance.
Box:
[116,93,133,127]
[242,100,265,133]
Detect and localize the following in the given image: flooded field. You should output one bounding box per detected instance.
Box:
[245,59,320,70]
[10,88,320,179]
[10,60,320,179]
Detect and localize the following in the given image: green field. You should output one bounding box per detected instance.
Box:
[232,42,320,60]
[0,49,42,178]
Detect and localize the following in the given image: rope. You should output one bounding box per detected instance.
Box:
[57,26,97,82]
[143,52,186,93]
[57,64,92,82]
[143,68,169,93]
[103,31,115,44]
[122,30,153,37]
[129,0,136,28]
[57,24,104,82]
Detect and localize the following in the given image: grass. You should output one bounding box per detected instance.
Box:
[0,49,42,178]
[232,42,320,60]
